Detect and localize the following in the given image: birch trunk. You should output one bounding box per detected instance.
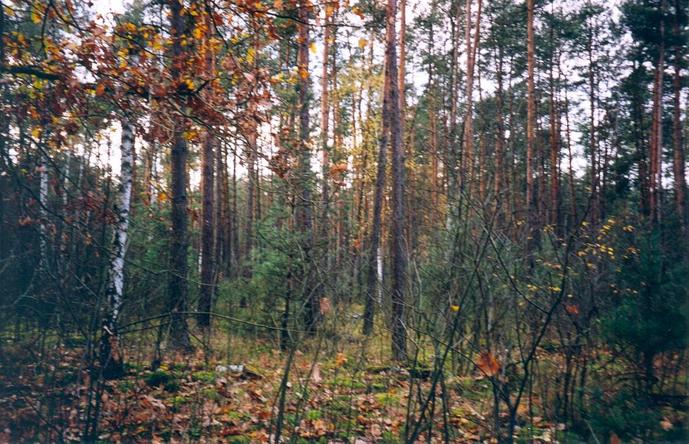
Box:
[100,119,134,378]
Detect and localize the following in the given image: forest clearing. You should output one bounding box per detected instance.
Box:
[1,0,688,442]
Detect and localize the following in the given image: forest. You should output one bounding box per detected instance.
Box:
[0,0,688,442]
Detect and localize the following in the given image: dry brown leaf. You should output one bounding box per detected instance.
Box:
[477,352,501,377]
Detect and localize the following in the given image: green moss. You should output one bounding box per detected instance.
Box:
[374,392,400,406]
[192,370,217,384]
[200,387,221,401]
[305,409,322,421]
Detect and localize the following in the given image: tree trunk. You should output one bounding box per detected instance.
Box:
[548,41,560,231]
[363,46,390,336]
[386,0,407,361]
[672,0,687,235]
[587,19,599,224]
[649,0,666,226]
[167,0,192,350]
[100,118,134,378]
[296,0,318,332]
[526,0,538,247]
[463,0,482,191]
[198,134,215,328]
[495,45,505,220]
[320,8,331,274]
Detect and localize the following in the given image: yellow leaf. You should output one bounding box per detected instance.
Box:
[335,352,347,368]
[298,67,309,79]
[450,305,460,313]
[358,38,368,49]
[309,42,317,54]
[31,127,42,139]
[31,8,42,24]
[246,47,255,64]
[192,26,203,40]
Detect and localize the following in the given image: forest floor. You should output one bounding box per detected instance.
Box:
[0,337,568,443]
[0,312,686,443]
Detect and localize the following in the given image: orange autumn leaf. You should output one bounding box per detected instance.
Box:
[335,352,347,368]
[329,162,347,176]
[298,66,309,79]
[565,303,579,315]
[477,351,501,377]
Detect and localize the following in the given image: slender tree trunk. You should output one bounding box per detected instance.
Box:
[672,0,687,235]
[38,134,49,270]
[167,0,192,350]
[549,44,560,230]
[363,43,390,336]
[649,0,666,226]
[199,23,217,328]
[587,19,599,224]
[100,118,134,378]
[526,0,538,247]
[386,0,407,361]
[495,45,505,219]
[320,8,331,272]
[463,0,482,191]
[198,133,215,328]
[296,0,318,332]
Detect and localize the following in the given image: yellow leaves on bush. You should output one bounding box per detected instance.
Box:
[335,352,347,368]
[182,129,198,141]
[31,7,43,24]
[298,66,309,80]
[477,351,500,377]
[246,47,256,64]
[31,127,42,140]
[325,1,338,18]
[450,305,460,313]
[358,38,368,49]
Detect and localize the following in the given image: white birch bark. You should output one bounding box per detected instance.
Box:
[39,143,48,269]
[106,120,135,330]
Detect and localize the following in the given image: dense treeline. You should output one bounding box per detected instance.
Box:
[0,0,688,442]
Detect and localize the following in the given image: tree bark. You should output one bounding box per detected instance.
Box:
[296,0,318,332]
[167,0,192,350]
[526,0,538,246]
[386,0,407,361]
[363,45,390,336]
[100,118,134,378]
[649,0,666,226]
[672,0,687,235]
[198,133,215,328]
